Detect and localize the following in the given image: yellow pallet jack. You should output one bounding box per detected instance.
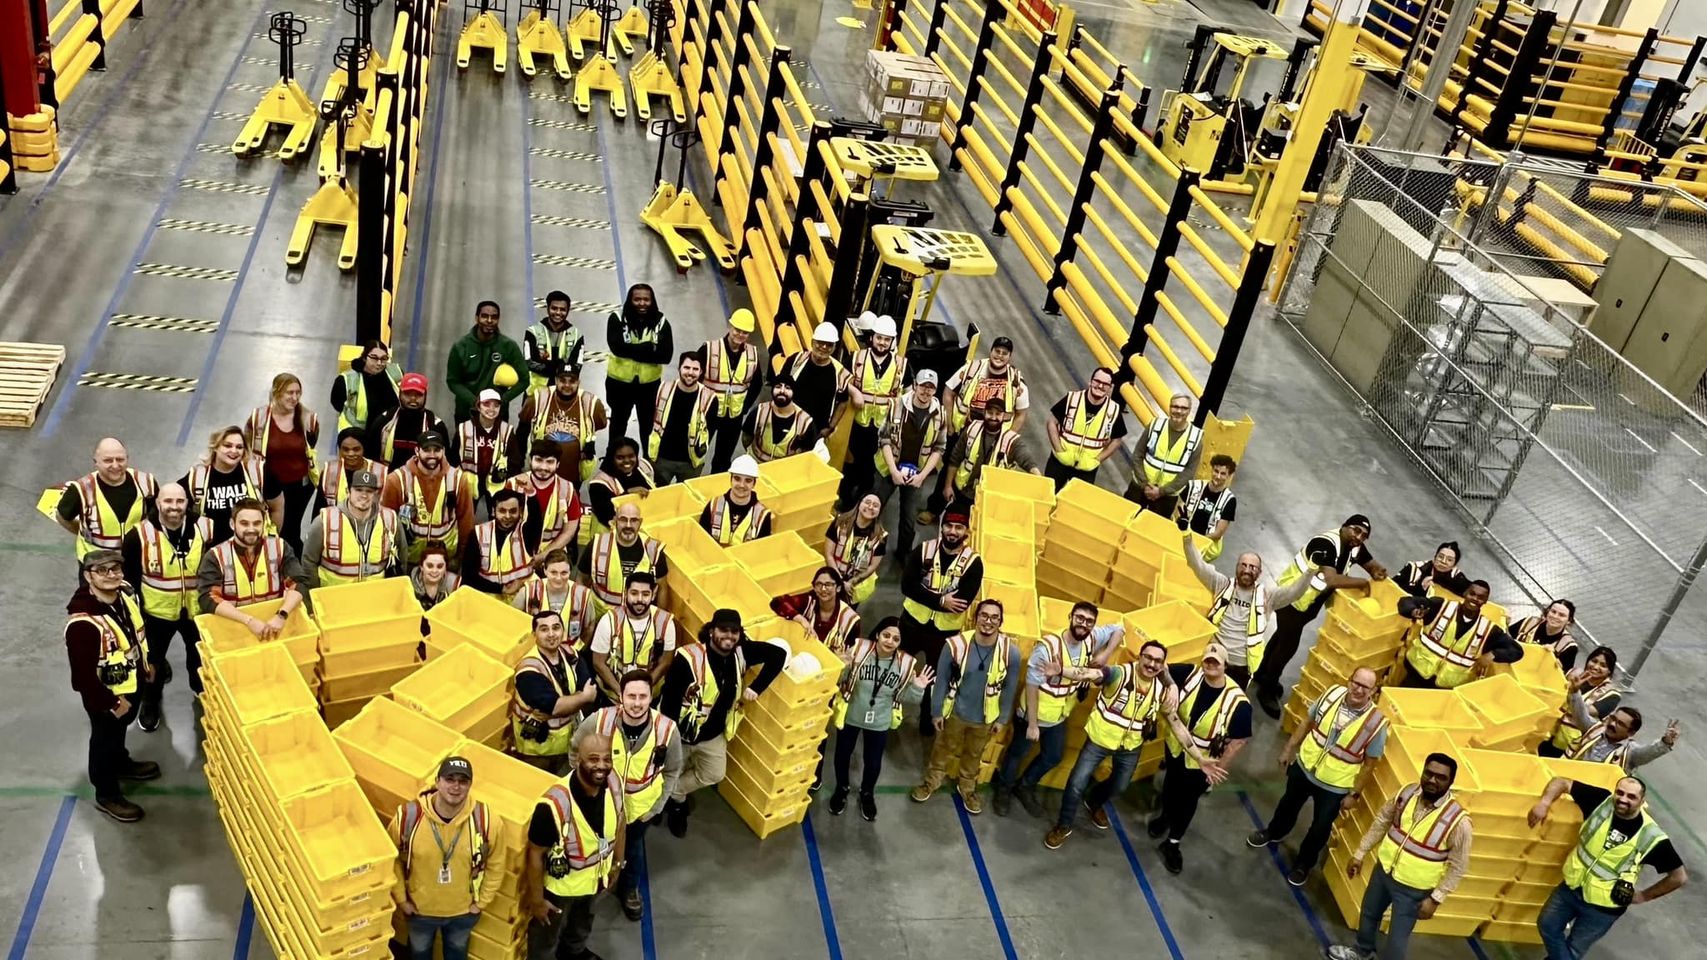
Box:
[289,41,366,271]
[516,0,572,80]
[571,1,627,117]
[459,0,510,73]
[612,4,649,52]
[568,0,631,59]
[629,0,683,123]
[639,118,735,272]
[234,13,318,161]
[319,0,386,117]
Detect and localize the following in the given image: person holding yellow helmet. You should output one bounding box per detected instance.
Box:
[447,300,527,422]
[695,309,765,472]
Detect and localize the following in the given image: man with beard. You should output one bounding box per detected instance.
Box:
[525,290,585,391]
[588,572,676,703]
[197,499,307,635]
[524,734,626,960]
[511,610,599,773]
[742,372,817,463]
[936,398,1038,516]
[778,321,851,442]
[657,608,786,837]
[605,283,674,452]
[580,502,669,615]
[1184,526,1314,689]
[1044,367,1127,491]
[120,483,213,731]
[943,335,1029,436]
[841,313,906,505]
[695,309,765,472]
[382,431,476,568]
[648,352,715,484]
[374,373,449,470]
[873,372,946,558]
[503,440,582,560]
[911,599,1021,814]
[65,549,160,823]
[698,455,772,545]
[898,510,983,736]
[463,489,535,599]
[518,364,607,483]
[300,470,404,591]
[57,437,159,560]
[447,300,527,422]
[573,670,683,923]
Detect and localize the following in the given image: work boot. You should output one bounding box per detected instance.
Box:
[1086,800,1110,830]
[1246,828,1273,848]
[1159,839,1184,874]
[1014,784,1044,818]
[95,796,144,823]
[829,787,849,816]
[138,698,162,733]
[959,788,983,815]
[1043,826,1072,850]
[909,782,934,803]
[1325,947,1375,960]
[992,786,1012,817]
[622,889,644,921]
[665,799,689,838]
[859,792,877,821]
[1256,684,1283,720]
[120,760,161,781]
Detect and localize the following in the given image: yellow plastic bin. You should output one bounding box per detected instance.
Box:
[1123,599,1215,661]
[684,470,780,506]
[1380,687,1483,735]
[1155,553,1213,606]
[717,773,809,839]
[618,482,703,524]
[318,625,421,678]
[726,530,823,596]
[646,516,729,577]
[239,708,358,806]
[978,465,1055,505]
[277,779,397,904]
[748,620,839,709]
[424,587,535,666]
[208,643,320,728]
[333,697,463,806]
[312,577,423,651]
[1460,748,1552,817]
[1455,674,1551,743]
[449,739,560,854]
[196,602,319,681]
[673,565,772,623]
[319,660,420,702]
[758,453,842,510]
[1324,577,1412,640]
[390,644,514,733]
[1051,478,1135,536]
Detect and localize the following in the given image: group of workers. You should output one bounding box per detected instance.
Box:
[52,295,1689,960]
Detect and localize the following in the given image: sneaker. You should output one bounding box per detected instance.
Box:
[1287,866,1309,887]
[138,699,162,733]
[992,787,1012,817]
[916,510,936,525]
[666,799,688,838]
[1043,826,1072,849]
[1256,686,1283,720]
[621,889,644,921]
[809,773,823,794]
[95,796,144,823]
[120,760,161,781]
[909,783,934,803]
[1246,829,1273,848]
[859,793,877,821]
[1147,815,1168,839]
[960,789,983,815]
[1159,839,1184,874]
[1086,801,1110,830]
[1325,947,1375,960]
[1013,784,1044,818]
[829,788,849,816]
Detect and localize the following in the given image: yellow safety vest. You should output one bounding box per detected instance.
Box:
[1564,798,1667,909]
[851,349,905,428]
[1031,633,1093,726]
[607,321,666,384]
[1407,600,1493,688]
[65,591,147,696]
[1083,664,1165,752]
[397,796,491,902]
[321,460,388,509]
[526,322,584,391]
[949,358,1019,433]
[136,518,213,620]
[587,533,664,608]
[704,337,758,418]
[540,775,623,897]
[874,395,943,470]
[517,580,595,644]
[71,470,158,556]
[246,406,320,482]
[1274,530,1341,612]
[832,639,915,729]
[597,608,673,698]
[706,495,770,546]
[511,647,578,757]
[584,463,656,540]
[802,597,862,656]
[826,516,886,605]
[1165,668,1248,769]
[398,466,466,549]
[315,507,398,587]
[1376,784,1467,891]
[1296,685,1387,790]
[529,388,599,443]
[750,403,814,463]
[1550,682,1619,753]
[648,380,713,465]
[1054,389,1118,471]
[475,522,534,592]
[676,642,745,742]
[1140,422,1202,487]
[899,538,980,631]
[211,538,289,606]
[456,418,514,494]
[337,364,401,430]
[1567,718,1634,770]
[1177,479,1234,561]
[504,474,576,546]
[596,707,677,821]
[952,421,1021,492]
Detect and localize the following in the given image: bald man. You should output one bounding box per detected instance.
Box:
[525,732,627,960]
[120,482,215,729]
[579,501,670,612]
[1183,527,1314,689]
[57,438,159,559]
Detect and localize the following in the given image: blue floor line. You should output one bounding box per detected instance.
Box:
[1107,804,1187,960]
[231,893,255,960]
[404,12,454,372]
[1236,790,1332,950]
[801,813,844,960]
[593,111,631,298]
[952,793,1019,960]
[6,794,76,960]
[1466,936,1494,960]
[41,0,286,437]
[638,854,657,960]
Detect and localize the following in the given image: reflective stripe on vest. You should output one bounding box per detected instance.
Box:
[1084,666,1165,752]
[939,633,1010,724]
[1165,668,1248,769]
[64,592,146,695]
[477,523,534,589]
[505,475,574,544]
[1296,685,1387,789]
[607,322,665,384]
[1208,580,1268,637]
[708,496,769,546]
[398,797,490,900]
[1564,798,1667,908]
[1567,720,1634,770]
[827,517,884,589]
[804,598,862,656]
[596,707,677,820]
[1141,423,1202,486]
[214,538,287,605]
[541,776,623,897]
[704,338,758,418]
[1376,784,1466,891]
[511,649,577,756]
[751,403,814,462]
[1408,600,1493,688]
[456,419,513,486]
[247,406,320,473]
[317,507,398,585]
[851,350,904,428]
[677,642,745,741]
[1551,682,1619,752]
[137,519,213,620]
[527,322,584,390]
[1179,480,1235,531]
[1054,390,1117,471]
[1274,530,1341,612]
[322,460,388,509]
[401,467,464,541]
[952,422,1020,491]
[529,388,598,443]
[899,539,979,631]
[833,639,915,729]
[588,534,663,606]
[1032,633,1091,726]
[339,364,401,430]
[597,608,673,697]
[650,380,712,464]
[74,470,156,554]
[874,396,943,470]
[585,464,656,539]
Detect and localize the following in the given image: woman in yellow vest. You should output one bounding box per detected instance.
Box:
[66,549,159,823]
[524,734,626,960]
[827,618,932,821]
[1330,755,1472,960]
[823,495,887,605]
[1537,776,1686,957]
[1540,646,1622,758]
[1152,644,1252,874]
[1511,598,1580,670]
[181,426,281,544]
[331,339,401,432]
[604,284,674,455]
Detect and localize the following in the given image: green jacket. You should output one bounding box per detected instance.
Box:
[447,328,528,419]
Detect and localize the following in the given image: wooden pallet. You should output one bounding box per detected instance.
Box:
[0,341,67,428]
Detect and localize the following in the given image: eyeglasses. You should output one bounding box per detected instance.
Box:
[1070,614,1097,624]
[88,564,123,576]
[813,581,838,590]
[366,353,389,361]
[1138,654,1166,665]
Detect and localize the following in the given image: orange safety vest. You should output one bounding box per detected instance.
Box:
[1053,389,1118,471]
[703,336,759,418]
[245,406,321,477]
[1408,600,1494,688]
[397,465,467,543]
[211,537,289,605]
[801,596,862,655]
[587,533,665,607]
[136,518,215,620]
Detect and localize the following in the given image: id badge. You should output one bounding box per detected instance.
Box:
[438,865,452,885]
[863,710,876,725]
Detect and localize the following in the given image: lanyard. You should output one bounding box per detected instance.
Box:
[426,816,468,875]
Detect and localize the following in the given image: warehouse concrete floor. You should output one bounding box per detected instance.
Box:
[0,1,1701,958]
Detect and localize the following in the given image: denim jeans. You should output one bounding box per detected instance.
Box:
[617,817,651,896]
[1355,863,1432,960]
[997,717,1067,790]
[1056,740,1140,828]
[1537,882,1622,960]
[408,912,478,960]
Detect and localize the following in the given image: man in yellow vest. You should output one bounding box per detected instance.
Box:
[119,483,212,730]
[299,470,405,592]
[841,312,907,504]
[1396,580,1523,690]
[874,371,946,556]
[742,372,817,464]
[1044,638,1179,850]
[1149,643,1252,874]
[65,549,160,823]
[1044,367,1128,491]
[572,669,684,923]
[463,489,535,598]
[516,549,599,649]
[389,756,506,960]
[1328,754,1473,960]
[382,430,476,568]
[779,322,852,442]
[1529,707,1680,821]
[1182,526,1313,689]
[695,309,765,472]
[524,290,585,391]
[910,599,1021,813]
[579,503,670,614]
[934,398,1039,517]
[898,510,984,734]
[1124,393,1202,517]
[55,437,158,559]
[511,610,600,774]
[1535,776,1687,957]
[943,335,1029,436]
[524,733,626,960]
[196,499,307,638]
[605,283,675,453]
[698,455,773,544]
[518,365,608,482]
[649,352,714,484]
[588,572,677,704]
[1249,666,1389,886]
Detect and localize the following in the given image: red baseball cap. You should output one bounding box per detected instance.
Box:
[400,372,429,394]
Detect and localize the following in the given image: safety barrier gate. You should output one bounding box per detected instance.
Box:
[353,0,442,344]
[40,0,146,110]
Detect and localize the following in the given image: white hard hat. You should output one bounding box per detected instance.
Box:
[868,314,897,338]
[812,322,839,343]
[729,454,761,478]
[854,310,880,333]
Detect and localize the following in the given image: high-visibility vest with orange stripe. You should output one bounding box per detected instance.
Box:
[949,358,1019,433]
[211,538,289,605]
[749,403,814,463]
[245,406,320,480]
[315,506,399,586]
[1031,633,1092,726]
[801,597,861,655]
[136,518,214,620]
[705,495,770,546]
[939,632,1011,724]
[1084,665,1165,752]
[321,460,388,509]
[474,522,534,592]
[594,706,677,821]
[850,349,906,428]
[1165,668,1248,770]
[703,337,759,418]
[595,608,673,698]
[587,533,664,607]
[511,647,579,757]
[188,459,267,516]
[72,470,159,556]
[1296,685,1387,789]
[504,475,575,546]
[1407,600,1493,688]
[1053,389,1118,471]
[540,775,624,897]
[398,465,467,547]
[1376,784,1467,891]
[64,592,147,696]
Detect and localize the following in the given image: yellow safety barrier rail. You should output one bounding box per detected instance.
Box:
[41,0,145,111]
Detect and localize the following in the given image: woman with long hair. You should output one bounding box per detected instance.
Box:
[1540,645,1621,758]
[247,372,321,553]
[826,617,932,820]
[604,283,674,452]
[1510,599,1579,670]
[824,493,887,604]
[179,426,282,544]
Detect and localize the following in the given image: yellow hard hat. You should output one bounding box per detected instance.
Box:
[730,308,756,333]
[493,363,519,388]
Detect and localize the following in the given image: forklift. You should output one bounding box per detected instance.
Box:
[1153,26,1315,184]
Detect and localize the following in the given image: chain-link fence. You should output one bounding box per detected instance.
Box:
[1278,144,1707,676]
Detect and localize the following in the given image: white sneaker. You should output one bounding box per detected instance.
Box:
[1325,946,1373,960]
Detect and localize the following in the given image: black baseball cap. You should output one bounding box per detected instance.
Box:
[439,756,473,781]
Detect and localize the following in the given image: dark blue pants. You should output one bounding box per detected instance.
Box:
[997,717,1067,790]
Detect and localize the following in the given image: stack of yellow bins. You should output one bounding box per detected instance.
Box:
[1281,578,1413,735]
[1036,479,1130,604]
[720,622,840,838]
[423,587,535,666]
[313,578,424,728]
[391,643,516,749]
[195,599,320,692]
[727,530,823,597]
[751,453,841,548]
[332,696,464,820]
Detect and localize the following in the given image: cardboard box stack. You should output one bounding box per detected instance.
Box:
[718,621,841,837]
[313,578,425,729]
[862,50,951,146]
